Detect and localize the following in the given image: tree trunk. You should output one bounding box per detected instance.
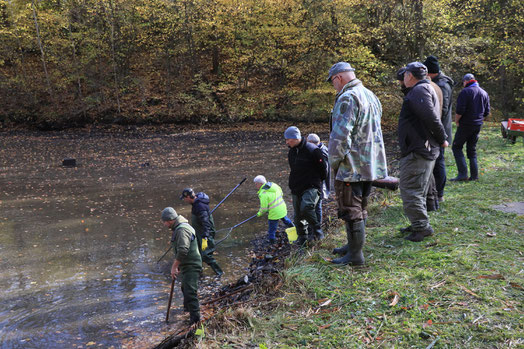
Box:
[183,0,197,75]
[413,0,425,59]
[6,0,33,103]
[108,0,121,114]
[31,0,53,96]
[67,2,87,119]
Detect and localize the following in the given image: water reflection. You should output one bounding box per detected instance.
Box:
[0,127,325,348]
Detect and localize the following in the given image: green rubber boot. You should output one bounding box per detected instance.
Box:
[332,220,365,265]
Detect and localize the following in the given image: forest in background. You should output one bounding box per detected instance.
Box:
[0,0,522,129]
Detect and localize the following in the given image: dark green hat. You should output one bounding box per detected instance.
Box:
[161,207,177,221]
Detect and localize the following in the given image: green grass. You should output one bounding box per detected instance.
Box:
[199,124,523,348]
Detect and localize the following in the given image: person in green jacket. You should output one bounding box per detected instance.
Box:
[161,207,202,324]
[254,175,294,244]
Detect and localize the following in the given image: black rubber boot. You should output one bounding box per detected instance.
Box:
[451,155,468,181]
[469,157,478,180]
[332,222,351,255]
[400,225,412,234]
[294,235,308,247]
[189,312,201,325]
[210,262,224,277]
[332,244,349,255]
[332,221,365,265]
[313,223,324,240]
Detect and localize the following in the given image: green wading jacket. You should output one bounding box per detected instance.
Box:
[171,215,202,271]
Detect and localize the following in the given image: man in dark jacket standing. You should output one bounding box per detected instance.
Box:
[285,126,328,245]
[161,207,202,324]
[398,62,448,242]
[424,55,455,201]
[306,133,330,224]
[181,188,223,276]
[450,73,490,181]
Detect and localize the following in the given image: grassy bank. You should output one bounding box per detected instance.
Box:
[194,123,523,348]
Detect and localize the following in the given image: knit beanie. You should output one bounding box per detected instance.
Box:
[423,55,440,74]
[284,126,301,140]
[161,207,178,221]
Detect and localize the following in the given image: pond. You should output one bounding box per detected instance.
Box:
[0,124,329,348]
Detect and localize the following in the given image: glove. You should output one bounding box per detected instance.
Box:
[202,238,208,251]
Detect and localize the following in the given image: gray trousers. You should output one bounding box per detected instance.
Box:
[292,188,320,237]
[399,152,436,231]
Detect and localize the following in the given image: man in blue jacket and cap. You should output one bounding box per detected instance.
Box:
[181,188,224,276]
[450,73,490,181]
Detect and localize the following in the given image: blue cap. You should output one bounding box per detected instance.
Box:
[284,126,301,140]
[326,62,355,82]
[462,73,475,82]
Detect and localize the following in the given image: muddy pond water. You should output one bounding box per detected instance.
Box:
[0,125,328,348]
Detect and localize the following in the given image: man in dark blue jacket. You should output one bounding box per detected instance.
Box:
[450,73,490,181]
[181,188,223,276]
[398,62,448,242]
[285,126,328,245]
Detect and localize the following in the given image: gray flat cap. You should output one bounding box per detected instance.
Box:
[326,62,355,82]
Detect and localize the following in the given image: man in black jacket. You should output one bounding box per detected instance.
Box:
[424,56,455,201]
[285,126,328,245]
[398,62,448,242]
[181,188,223,276]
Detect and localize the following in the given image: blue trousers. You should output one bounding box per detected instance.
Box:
[267,216,294,240]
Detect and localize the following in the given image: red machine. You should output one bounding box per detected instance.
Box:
[501,118,524,143]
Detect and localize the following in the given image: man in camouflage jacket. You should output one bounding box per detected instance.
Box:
[326,62,388,266]
[161,207,202,324]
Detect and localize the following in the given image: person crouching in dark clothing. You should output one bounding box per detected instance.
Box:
[285,126,328,246]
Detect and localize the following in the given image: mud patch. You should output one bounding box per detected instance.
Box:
[491,202,524,215]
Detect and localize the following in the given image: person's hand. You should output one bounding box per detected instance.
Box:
[171,265,179,279]
[455,120,459,126]
[442,140,449,148]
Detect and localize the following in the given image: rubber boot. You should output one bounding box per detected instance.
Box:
[332,220,365,265]
[332,222,350,255]
[400,225,413,234]
[468,157,478,181]
[332,222,352,264]
[332,243,349,255]
[450,155,468,181]
[313,223,324,240]
[189,312,201,325]
[210,262,224,277]
[294,235,308,247]
[349,220,365,265]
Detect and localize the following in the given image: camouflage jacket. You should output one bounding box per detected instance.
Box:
[328,79,388,182]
